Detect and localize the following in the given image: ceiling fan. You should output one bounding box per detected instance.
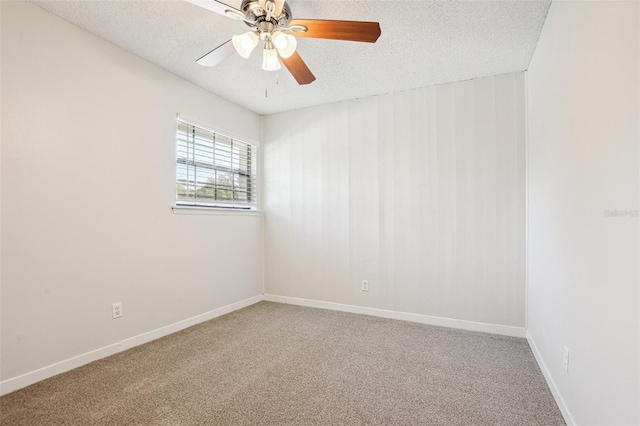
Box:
[186,0,381,85]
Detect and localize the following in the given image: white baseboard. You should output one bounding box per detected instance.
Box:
[264,294,526,338]
[0,294,264,396]
[526,331,575,425]
[0,294,530,396]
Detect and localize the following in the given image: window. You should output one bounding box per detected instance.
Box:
[176,118,257,209]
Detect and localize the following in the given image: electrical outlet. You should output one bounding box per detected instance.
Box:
[361,280,369,292]
[563,346,569,372]
[112,302,123,319]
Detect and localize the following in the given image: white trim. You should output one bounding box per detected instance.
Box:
[0,294,264,396]
[172,205,261,216]
[524,70,530,331]
[264,294,526,338]
[526,330,575,425]
[0,294,529,396]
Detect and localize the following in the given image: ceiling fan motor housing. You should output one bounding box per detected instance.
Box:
[241,0,292,29]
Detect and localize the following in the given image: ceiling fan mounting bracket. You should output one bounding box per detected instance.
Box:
[287,24,307,33]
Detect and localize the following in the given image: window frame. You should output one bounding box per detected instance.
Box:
[174,114,259,212]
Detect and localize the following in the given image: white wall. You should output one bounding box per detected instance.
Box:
[527,1,639,424]
[263,73,526,328]
[1,1,263,385]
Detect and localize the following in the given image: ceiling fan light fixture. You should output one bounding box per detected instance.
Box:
[191,0,382,86]
[232,31,259,59]
[262,45,281,71]
[272,31,296,58]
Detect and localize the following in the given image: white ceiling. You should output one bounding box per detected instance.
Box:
[30,0,550,115]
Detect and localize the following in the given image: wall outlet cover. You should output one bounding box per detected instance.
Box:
[112,302,123,319]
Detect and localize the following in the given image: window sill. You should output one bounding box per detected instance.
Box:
[172,205,261,216]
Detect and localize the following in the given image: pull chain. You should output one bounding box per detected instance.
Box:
[265,70,280,98]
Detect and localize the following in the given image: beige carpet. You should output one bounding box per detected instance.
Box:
[0,302,564,425]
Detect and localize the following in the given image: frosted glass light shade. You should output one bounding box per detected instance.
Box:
[272,31,297,58]
[232,31,259,59]
[262,48,281,71]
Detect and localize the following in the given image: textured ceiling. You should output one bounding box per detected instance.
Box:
[30,0,550,115]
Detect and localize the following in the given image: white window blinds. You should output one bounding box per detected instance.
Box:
[176,119,257,208]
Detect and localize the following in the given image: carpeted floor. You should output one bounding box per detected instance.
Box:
[0,302,564,425]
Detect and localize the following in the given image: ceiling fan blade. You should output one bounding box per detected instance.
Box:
[184,0,244,19]
[196,40,236,67]
[289,19,381,43]
[280,52,316,85]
